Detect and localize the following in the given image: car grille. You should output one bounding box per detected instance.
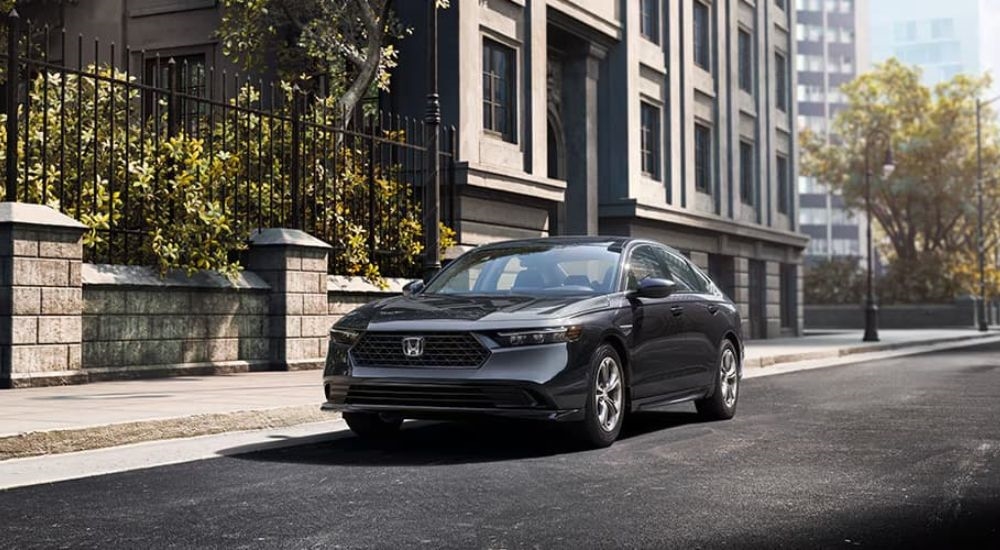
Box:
[350,332,490,368]
[331,383,538,409]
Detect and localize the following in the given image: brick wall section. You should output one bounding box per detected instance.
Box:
[0,203,87,388]
[245,229,331,371]
[81,281,270,378]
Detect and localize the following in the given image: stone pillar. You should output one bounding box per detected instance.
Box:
[563,44,605,235]
[0,203,87,388]
[244,229,331,371]
[733,257,750,333]
[765,261,782,338]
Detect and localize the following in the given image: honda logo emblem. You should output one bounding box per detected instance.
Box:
[401,336,425,358]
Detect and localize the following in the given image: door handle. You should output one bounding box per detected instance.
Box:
[706,304,719,315]
[670,305,684,316]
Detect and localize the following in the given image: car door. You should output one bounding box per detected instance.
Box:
[624,245,689,400]
[660,250,722,390]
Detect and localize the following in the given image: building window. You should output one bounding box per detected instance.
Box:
[695,123,712,193]
[640,0,660,44]
[775,52,788,112]
[693,1,711,70]
[145,53,207,121]
[483,38,516,142]
[776,154,790,214]
[738,29,753,93]
[640,102,661,180]
[739,141,755,205]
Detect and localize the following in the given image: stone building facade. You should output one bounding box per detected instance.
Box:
[392,0,808,338]
[24,0,807,339]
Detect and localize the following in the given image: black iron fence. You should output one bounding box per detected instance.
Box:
[0,15,457,278]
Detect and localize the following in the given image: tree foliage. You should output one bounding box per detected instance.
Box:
[801,59,1000,302]
[0,67,453,284]
[217,0,448,122]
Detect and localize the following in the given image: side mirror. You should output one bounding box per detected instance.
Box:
[402,279,425,296]
[635,277,677,298]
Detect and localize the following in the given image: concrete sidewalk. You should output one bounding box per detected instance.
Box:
[1,328,996,460]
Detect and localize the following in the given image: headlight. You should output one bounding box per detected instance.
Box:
[495,326,583,347]
[330,327,361,345]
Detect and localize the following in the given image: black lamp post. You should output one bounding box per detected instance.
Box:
[422,0,441,282]
[975,95,1000,331]
[863,130,895,343]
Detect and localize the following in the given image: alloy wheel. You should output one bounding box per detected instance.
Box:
[595,356,624,432]
[719,348,739,408]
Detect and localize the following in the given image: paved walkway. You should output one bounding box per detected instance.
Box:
[0,328,995,458]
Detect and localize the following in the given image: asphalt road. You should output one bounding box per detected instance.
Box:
[2,341,1000,549]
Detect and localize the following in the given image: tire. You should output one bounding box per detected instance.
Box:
[695,340,740,421]
[343,411,403,439]
[571,344,626,448]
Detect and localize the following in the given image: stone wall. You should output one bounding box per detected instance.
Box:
[81,265,271,379]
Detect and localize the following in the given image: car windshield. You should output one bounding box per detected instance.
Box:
[424,243,622,296]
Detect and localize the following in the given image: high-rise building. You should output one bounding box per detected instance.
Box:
[795,0,869,265]
[870,0,1000,95]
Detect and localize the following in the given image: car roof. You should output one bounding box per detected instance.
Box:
[473,236,684,256]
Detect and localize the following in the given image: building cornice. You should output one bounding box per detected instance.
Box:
[600,199,810,248]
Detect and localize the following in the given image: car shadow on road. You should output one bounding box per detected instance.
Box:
[223,410,706,467]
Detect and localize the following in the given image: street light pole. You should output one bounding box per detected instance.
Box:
[422,0,442,282]
[863,130,894,343]
[975,98,989,332]
[863,144,878,342]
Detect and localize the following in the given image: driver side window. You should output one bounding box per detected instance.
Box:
[626,246,671,291]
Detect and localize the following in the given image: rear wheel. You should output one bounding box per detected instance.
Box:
[343,411,403,439]
[571,344,626,448]
[695,340,739,420]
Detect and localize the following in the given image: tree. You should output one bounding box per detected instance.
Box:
[217,0,448,123]
[801,59,1000,302]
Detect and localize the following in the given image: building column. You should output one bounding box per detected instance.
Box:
[765,260,782,338]
[0,203,87,388]
[733,257,750,334]
[563,44,605,235]
[245,229,331,371]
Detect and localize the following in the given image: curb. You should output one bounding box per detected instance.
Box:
[0,405,337,461]
[743,332,995,369]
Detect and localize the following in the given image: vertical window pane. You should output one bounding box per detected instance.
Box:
[482,39,517,142]
[640,102,661,180]
[740,142,755,204]
[738,29,753,93]
[694,2,711,70]
[777,155,789,214]
[775,52,788,111]
[695,123,711,193]
[641,0,660,44]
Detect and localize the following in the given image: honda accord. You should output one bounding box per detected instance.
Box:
[322,237,743,447]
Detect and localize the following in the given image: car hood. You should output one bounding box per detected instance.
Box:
[341,293,613,331]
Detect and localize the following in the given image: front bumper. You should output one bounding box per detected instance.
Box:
[322,337,592,422]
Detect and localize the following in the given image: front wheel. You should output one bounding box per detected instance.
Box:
[343,411,403,439]
[571,344,626,448]
[695,340,740,420]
